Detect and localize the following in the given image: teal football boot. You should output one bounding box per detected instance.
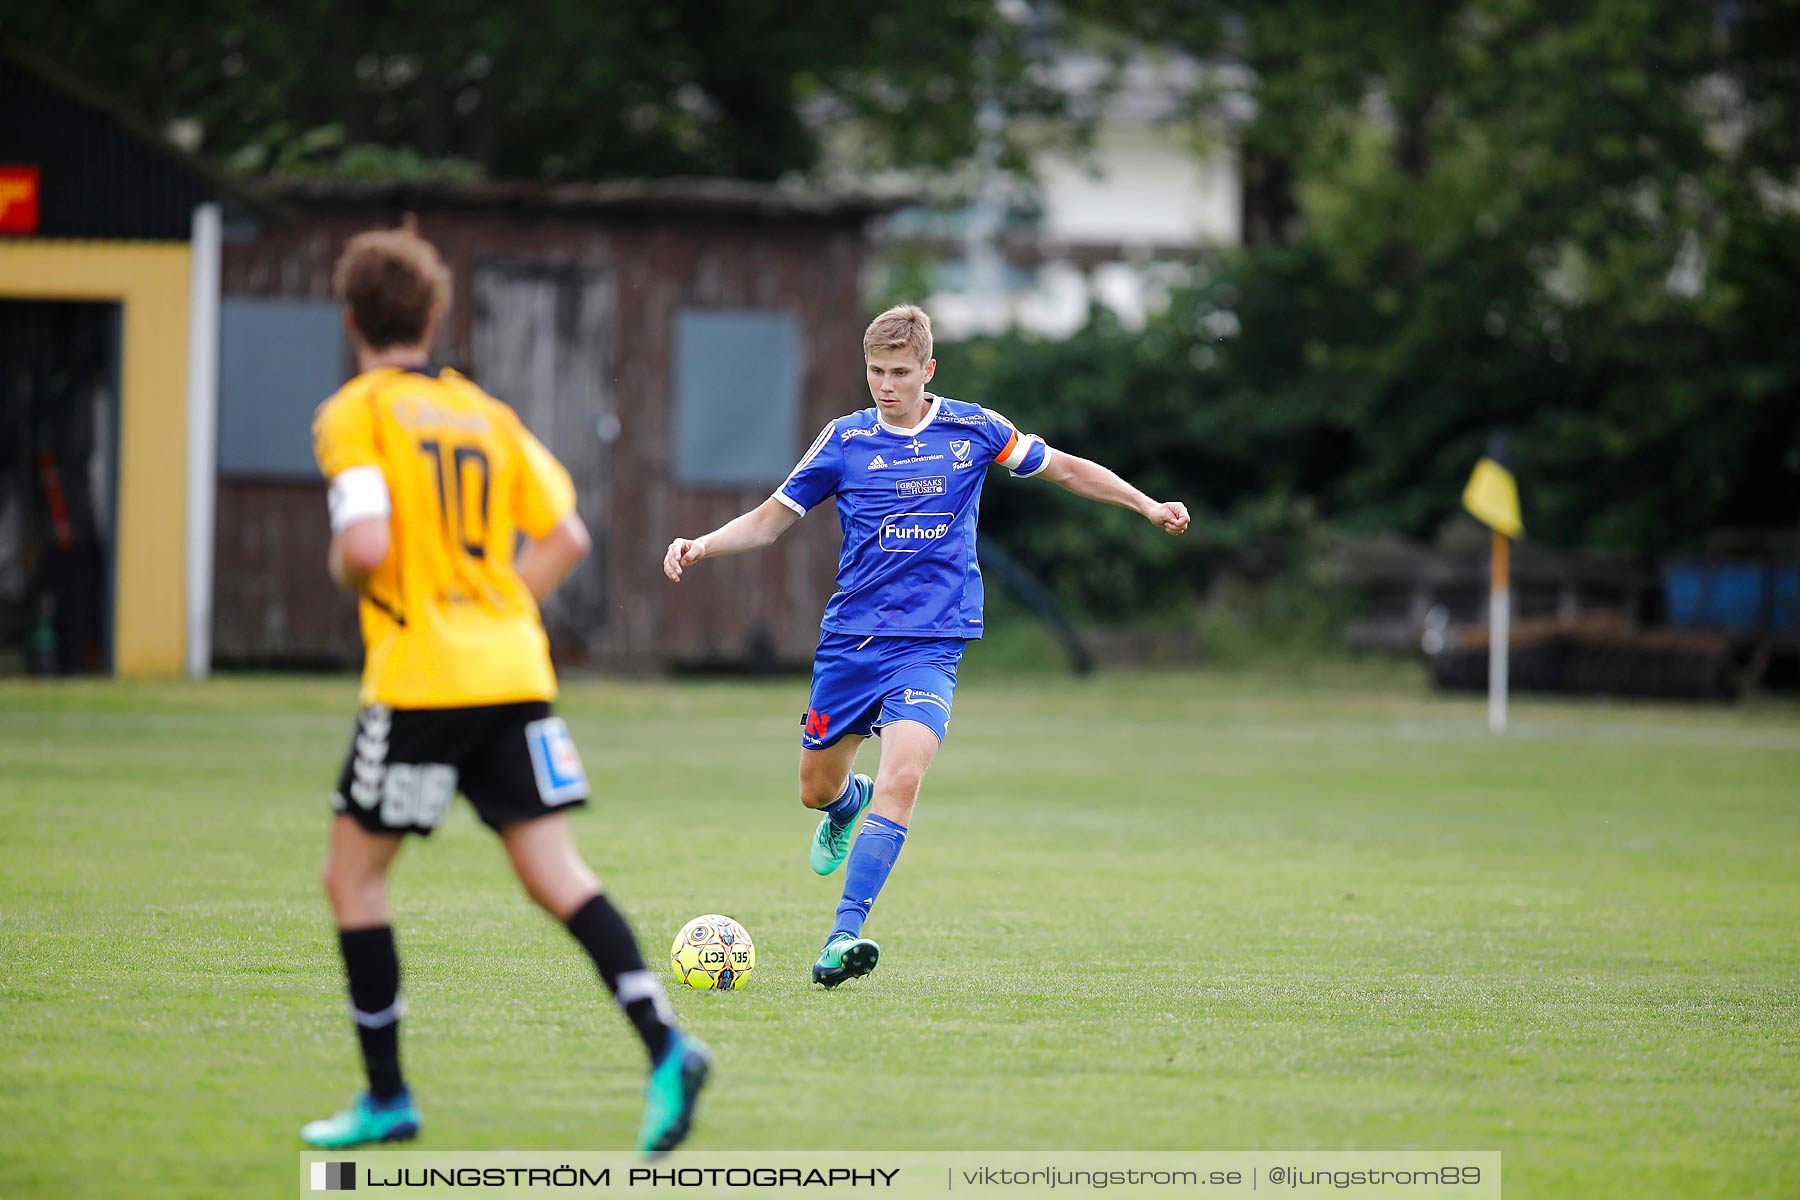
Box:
[810,773,872,876]
[301,1089,422,1148]
[638,1031,712,1159]
[811,933,880,988]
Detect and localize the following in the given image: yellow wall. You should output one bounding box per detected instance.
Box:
[0,239,192,675]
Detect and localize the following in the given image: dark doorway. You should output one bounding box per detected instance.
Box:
[0,299,120,675]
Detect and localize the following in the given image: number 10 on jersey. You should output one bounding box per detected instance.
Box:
[419,438,491,559]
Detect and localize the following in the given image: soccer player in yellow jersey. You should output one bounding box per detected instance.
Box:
[302,224,709,1156]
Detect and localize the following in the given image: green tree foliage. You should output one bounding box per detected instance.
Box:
[6,0,1061,179]
[957,0,1800,617]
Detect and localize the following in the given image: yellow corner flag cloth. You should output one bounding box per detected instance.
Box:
[1463,457,1523,539]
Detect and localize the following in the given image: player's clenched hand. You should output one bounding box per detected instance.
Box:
[1147,502,1190,535]
[663,537,707,582]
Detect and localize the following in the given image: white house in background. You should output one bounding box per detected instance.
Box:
[824,50,1246,338]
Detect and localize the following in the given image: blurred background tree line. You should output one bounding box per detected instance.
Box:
[6,0,1063,178]
[14,0,1798,628]
[968,0,1800,623]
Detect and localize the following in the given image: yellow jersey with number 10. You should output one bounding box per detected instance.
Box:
[312,366,575,709]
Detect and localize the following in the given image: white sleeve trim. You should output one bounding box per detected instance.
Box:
[773,491,808,517]
[328,465,391,531]
[775,420,836,514]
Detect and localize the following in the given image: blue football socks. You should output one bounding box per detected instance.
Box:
[820,775,864,826]
[830,814,908,941]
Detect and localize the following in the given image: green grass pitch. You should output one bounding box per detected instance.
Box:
[2,667,1796,1198]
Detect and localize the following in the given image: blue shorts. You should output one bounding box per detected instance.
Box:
[800,631,966,750]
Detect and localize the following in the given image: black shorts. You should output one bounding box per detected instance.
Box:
[331,701,590,835]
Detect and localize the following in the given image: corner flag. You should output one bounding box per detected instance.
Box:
[1462,457,1523,539]
[1462,449,1523,735]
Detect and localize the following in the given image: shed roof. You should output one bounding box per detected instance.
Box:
[265,175,917,222]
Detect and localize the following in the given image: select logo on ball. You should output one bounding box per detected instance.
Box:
[670,915,756,990]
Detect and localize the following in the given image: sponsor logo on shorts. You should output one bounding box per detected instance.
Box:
[804,708,832,739]
[880,513,954,553]
[898,476,947,497]
[526,716,589,805]
[901,687,951,712]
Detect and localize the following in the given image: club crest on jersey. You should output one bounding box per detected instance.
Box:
[868,455,889,470]
[951,440,972,462]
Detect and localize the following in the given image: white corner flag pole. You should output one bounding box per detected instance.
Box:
[1489,528,1510,735]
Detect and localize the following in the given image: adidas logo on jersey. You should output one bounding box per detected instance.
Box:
[868,455,889,470]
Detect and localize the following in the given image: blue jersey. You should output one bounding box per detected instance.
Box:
[775,394,1051,638]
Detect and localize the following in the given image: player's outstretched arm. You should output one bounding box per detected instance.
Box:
[664,497,801,582]
[1038,450,1191,536]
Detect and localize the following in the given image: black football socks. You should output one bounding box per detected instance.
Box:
[338,924,406,1100]
[565,894,676,1063]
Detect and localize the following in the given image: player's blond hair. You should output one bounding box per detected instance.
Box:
[863,304,933,365]
[333,217,452,350]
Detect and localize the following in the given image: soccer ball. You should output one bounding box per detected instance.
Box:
[670,914,756,990]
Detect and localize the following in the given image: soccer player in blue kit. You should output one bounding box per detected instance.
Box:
[663,305,1189,986]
